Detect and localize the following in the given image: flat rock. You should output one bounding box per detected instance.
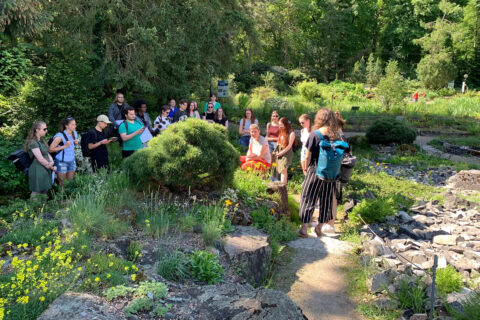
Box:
[224,226,271,285]
[367,270,397,293]
[433,235,458,246]
[38,292,124,320]
[288,236,354,256]
[447,170,480,191]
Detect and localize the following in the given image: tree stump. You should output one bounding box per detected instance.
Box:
[266,181,289,217]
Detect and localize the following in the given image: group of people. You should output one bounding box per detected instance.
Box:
[24,91,350,237]
[24,92,229,197]
[239,107,350,236]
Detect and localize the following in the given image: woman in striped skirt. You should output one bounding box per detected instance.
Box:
[298,108,340,238]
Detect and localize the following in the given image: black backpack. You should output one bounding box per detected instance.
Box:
[48,131,74,161]
[6,148,33,175]
[80,130,99,158]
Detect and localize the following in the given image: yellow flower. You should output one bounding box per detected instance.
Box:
[145,219,150,223]
[16,296,29,304]
[124,266,129,271]
[131,274,136,281]
[7,242,12,246]
[94,277,100,282]
[108,253,113,257]
[225,199,233,207]
[384,166,388,169]
[77,267,82,271]
[109,262,114,267]
[272,163,277,167]
[39,296,45,302]
[290,167,294,171]
[271,208,275,213]
[246,167,251,171]
[106,274,111,279]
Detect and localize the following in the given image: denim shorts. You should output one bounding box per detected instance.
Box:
[54,159,76,173]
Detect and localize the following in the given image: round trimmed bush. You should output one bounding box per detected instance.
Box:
[366,119,416,145]
[123,119,240,190]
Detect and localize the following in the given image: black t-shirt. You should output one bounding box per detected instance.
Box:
[172,110,188,123]
[214,117,228,126]
[86,128,108,162]
[205,112,215,121]
[305,130,322,168]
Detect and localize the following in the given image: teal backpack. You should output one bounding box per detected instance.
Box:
[314,130,350,180]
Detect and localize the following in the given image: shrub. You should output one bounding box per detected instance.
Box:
[451,290,480,320]
[296,80,319,101]
[201,220,222,246]
[189,250,224,284]
[366,118,416,145]
[348,198,396,224]
[436,265,462,295]
[376,60,406,111]
[416,52,457,90]
[123,119,239,190]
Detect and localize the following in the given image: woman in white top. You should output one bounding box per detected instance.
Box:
[298,114,312,176]
[240,124,271,173]
[238,108,258,150]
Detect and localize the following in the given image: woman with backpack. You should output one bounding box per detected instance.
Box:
[272,117,297,185]
[297,108,349,238]
[48,117,78,187]
[25,121,56,197]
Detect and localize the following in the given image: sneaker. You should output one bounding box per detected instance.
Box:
[322,224,336,234]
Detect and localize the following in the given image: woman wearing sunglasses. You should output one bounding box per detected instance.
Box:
[49,117,78,187]
[203,102,216,123]
[24,121,56,197]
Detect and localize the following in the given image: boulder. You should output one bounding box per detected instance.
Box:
[397,211,413,223]
[367,270,397,293]
[38,292,124,320]
[171,282,306,320]
[365,236,390,256]
[410,314,428,320]
[224,226,272,285]
[446,170,480,191]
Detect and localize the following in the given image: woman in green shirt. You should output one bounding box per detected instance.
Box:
[187,101,201,119]
[24,121,56,197]
[203,93,221,113]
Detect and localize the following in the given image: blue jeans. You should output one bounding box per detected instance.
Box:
[268,141,277,153]
[239,135,250,150]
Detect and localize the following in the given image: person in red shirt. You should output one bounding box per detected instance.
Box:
[412,91,419,102]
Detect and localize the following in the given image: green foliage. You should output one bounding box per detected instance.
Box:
[357,303,399,320]
[366,119,417,145]
[451,290,480,320]
[233,169,268,204]
[127,241,143,263]
[296,80,319,101]
[0,138,28,196]
[103,285,134,301]
[124,297,154,317]
[376,60,406,110]
[201,220,223,246]
[366,54,383,88]
[348,198,396,224]
[123,119,239,190]
[0,219,58,246]
[85,254,136,276]
[436,265,463,295]
[189,250,224,284]
[157,250,190,282]
[0,47,31,96]
[416,53,457,89]
[396,278,425,313]
[349,57,367,83]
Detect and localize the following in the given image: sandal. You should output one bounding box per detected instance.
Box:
[297,230,309,238]
[313,226,323,237]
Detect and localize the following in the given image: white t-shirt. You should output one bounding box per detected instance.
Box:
[239,118,259,136]
[249,135,271,164]
[300,128,310,161]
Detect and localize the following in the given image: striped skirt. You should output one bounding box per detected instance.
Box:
[299,166,336,224]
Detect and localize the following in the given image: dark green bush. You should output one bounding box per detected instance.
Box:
[366,119,416,145]
[123,119,240,190]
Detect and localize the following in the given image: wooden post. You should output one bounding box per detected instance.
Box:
[266,181,290,217]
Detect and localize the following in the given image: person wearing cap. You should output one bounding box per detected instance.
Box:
[86,115,115,172]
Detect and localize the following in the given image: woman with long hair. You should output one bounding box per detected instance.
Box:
[272,117,297,185]
[203,102,216,123]
[214,108,229,128]
[238,108,258,149]
[25,121,56,197]
[187,101,201,119]
[298,114,312,175]
[266,110,280,152]
[48,117,78,187]
[298,108,341,238]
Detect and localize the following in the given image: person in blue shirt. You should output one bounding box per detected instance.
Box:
[48,117,79,187]
[168,98,178,119]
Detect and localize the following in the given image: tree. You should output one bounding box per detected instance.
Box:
[0,47,31,96]
[366,53,383,88]
[349,57,367,83]
[377,60,406,110]
[416,52,457,89]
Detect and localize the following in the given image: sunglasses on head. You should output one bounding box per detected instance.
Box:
[66,117,74,121]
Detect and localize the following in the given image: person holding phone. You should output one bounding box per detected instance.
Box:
[118,107,144,158]
[86,115,113,172]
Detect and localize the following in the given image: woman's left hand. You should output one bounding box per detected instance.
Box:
[74,139,79,145]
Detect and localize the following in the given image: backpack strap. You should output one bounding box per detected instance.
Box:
[60,131,69,162]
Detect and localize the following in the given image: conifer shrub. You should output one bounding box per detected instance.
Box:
[123,119,239,190]
[366,119,416,145]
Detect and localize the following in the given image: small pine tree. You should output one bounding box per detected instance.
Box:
[416,52,457,89]
[366,53,383,88]
[377,60,406,111]
[349,57,367,83]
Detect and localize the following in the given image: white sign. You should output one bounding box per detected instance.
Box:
[218,80,228,97]
[140,128,153,144]
[448,81,455,89]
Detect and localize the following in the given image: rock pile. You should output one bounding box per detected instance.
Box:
[361,194,480,278]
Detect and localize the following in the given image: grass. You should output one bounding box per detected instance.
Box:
[396,278,426,313]
[451,290,480,320]
[157,250,190,282]
[0,219,58,246]
[357,303,399,320]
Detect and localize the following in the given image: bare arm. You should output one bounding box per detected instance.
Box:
[277,132,296,156]
[31,148,53,168]
[225,120,229,129]
[48,136,70,153]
